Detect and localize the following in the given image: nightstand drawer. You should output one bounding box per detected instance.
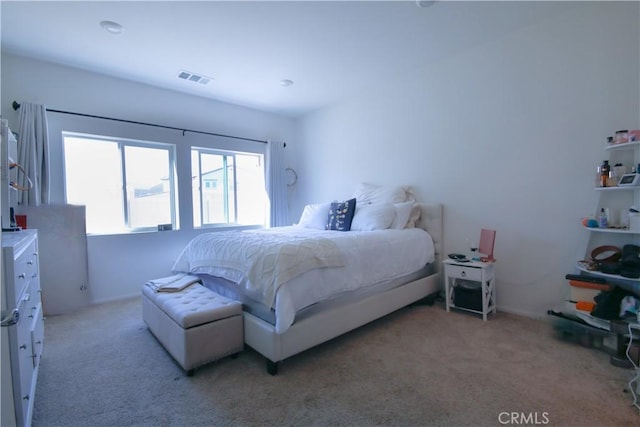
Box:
[446,264,482,282]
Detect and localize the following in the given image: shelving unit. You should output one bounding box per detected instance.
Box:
[583,140,639,280]
[560,137,640,371]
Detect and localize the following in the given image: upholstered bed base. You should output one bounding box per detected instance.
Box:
[244,272,440,374]
[245,203,444,374]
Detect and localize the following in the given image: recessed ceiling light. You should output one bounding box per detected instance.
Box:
[100,20,124,35]
[416,0,436,7]
[280,79,294,87]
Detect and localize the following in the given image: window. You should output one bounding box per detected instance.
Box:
[191,147,266,227]
[63,133,177,234]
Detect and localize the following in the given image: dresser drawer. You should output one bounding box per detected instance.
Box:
[17,337,34,419]
[12,239,38,305]
[15,293,32,351]
[14,293,35,412]
[30,303,44,369]
[447,264,482,282]
[24,278,41,315]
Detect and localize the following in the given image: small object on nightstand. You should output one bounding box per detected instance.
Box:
[469,242,478,260]
[479,228,496,262]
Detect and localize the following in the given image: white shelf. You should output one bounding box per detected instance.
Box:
[594,186,638,191]
[576,262,640,283]
[583,225,639,234]
[605,141,640,151]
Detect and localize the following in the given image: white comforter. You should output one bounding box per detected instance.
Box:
[172,226,434,333]
[172,228,345,308]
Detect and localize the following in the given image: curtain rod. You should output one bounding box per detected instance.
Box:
[12,101,268,144]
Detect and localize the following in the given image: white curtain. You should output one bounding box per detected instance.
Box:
[266,140,289,227]
[17,102,50,206]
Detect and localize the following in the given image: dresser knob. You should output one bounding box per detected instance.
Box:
[18,273,26,279]
[23,395,29,401]
[461,271,466,277]
[19,344,26,350]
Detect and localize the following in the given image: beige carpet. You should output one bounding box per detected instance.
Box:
[32,297,638,426]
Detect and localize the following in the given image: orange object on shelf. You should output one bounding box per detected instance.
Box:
[15,214,26,229]
[568,280,611,292]
[575,301,596,312]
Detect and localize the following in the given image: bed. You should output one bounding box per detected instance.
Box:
[172,201,443,374]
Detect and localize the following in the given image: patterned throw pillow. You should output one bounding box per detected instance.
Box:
[326,198,357,231]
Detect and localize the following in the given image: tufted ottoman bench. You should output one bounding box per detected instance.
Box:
[142,282,243,375]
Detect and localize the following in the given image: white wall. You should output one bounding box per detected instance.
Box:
[1,53,296,305]
[1,2,638,318]
[294,2,640,318]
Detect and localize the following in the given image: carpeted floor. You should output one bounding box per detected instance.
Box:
[32,297,639,426]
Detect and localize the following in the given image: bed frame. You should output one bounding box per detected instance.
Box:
[243,203,443,375]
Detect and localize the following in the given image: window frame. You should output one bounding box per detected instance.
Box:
[62,131,178,234]
[191,146,264,228]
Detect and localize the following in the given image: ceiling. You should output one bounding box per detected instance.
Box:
[1,1,574,118]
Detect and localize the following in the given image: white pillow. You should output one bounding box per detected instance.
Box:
[405,204,422,228]
[350,203,396,231]
[354,182,414,206]
[390,201,415,229]
[297,202,331,229]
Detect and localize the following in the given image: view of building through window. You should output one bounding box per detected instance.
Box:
[63,133,176,234]
[63,133,266,234]
[191,148,267,227]
[124,145,173,229]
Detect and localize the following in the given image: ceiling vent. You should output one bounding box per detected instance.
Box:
[177,70,212,85]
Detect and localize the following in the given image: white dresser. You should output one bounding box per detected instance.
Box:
[1,230,44,427]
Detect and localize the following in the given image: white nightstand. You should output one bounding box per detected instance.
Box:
[443,258,496,321]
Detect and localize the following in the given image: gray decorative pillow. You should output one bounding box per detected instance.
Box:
[326,198,356,231]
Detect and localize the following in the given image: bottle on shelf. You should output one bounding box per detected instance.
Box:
[598,208,609,228]
[600,160,610,187]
